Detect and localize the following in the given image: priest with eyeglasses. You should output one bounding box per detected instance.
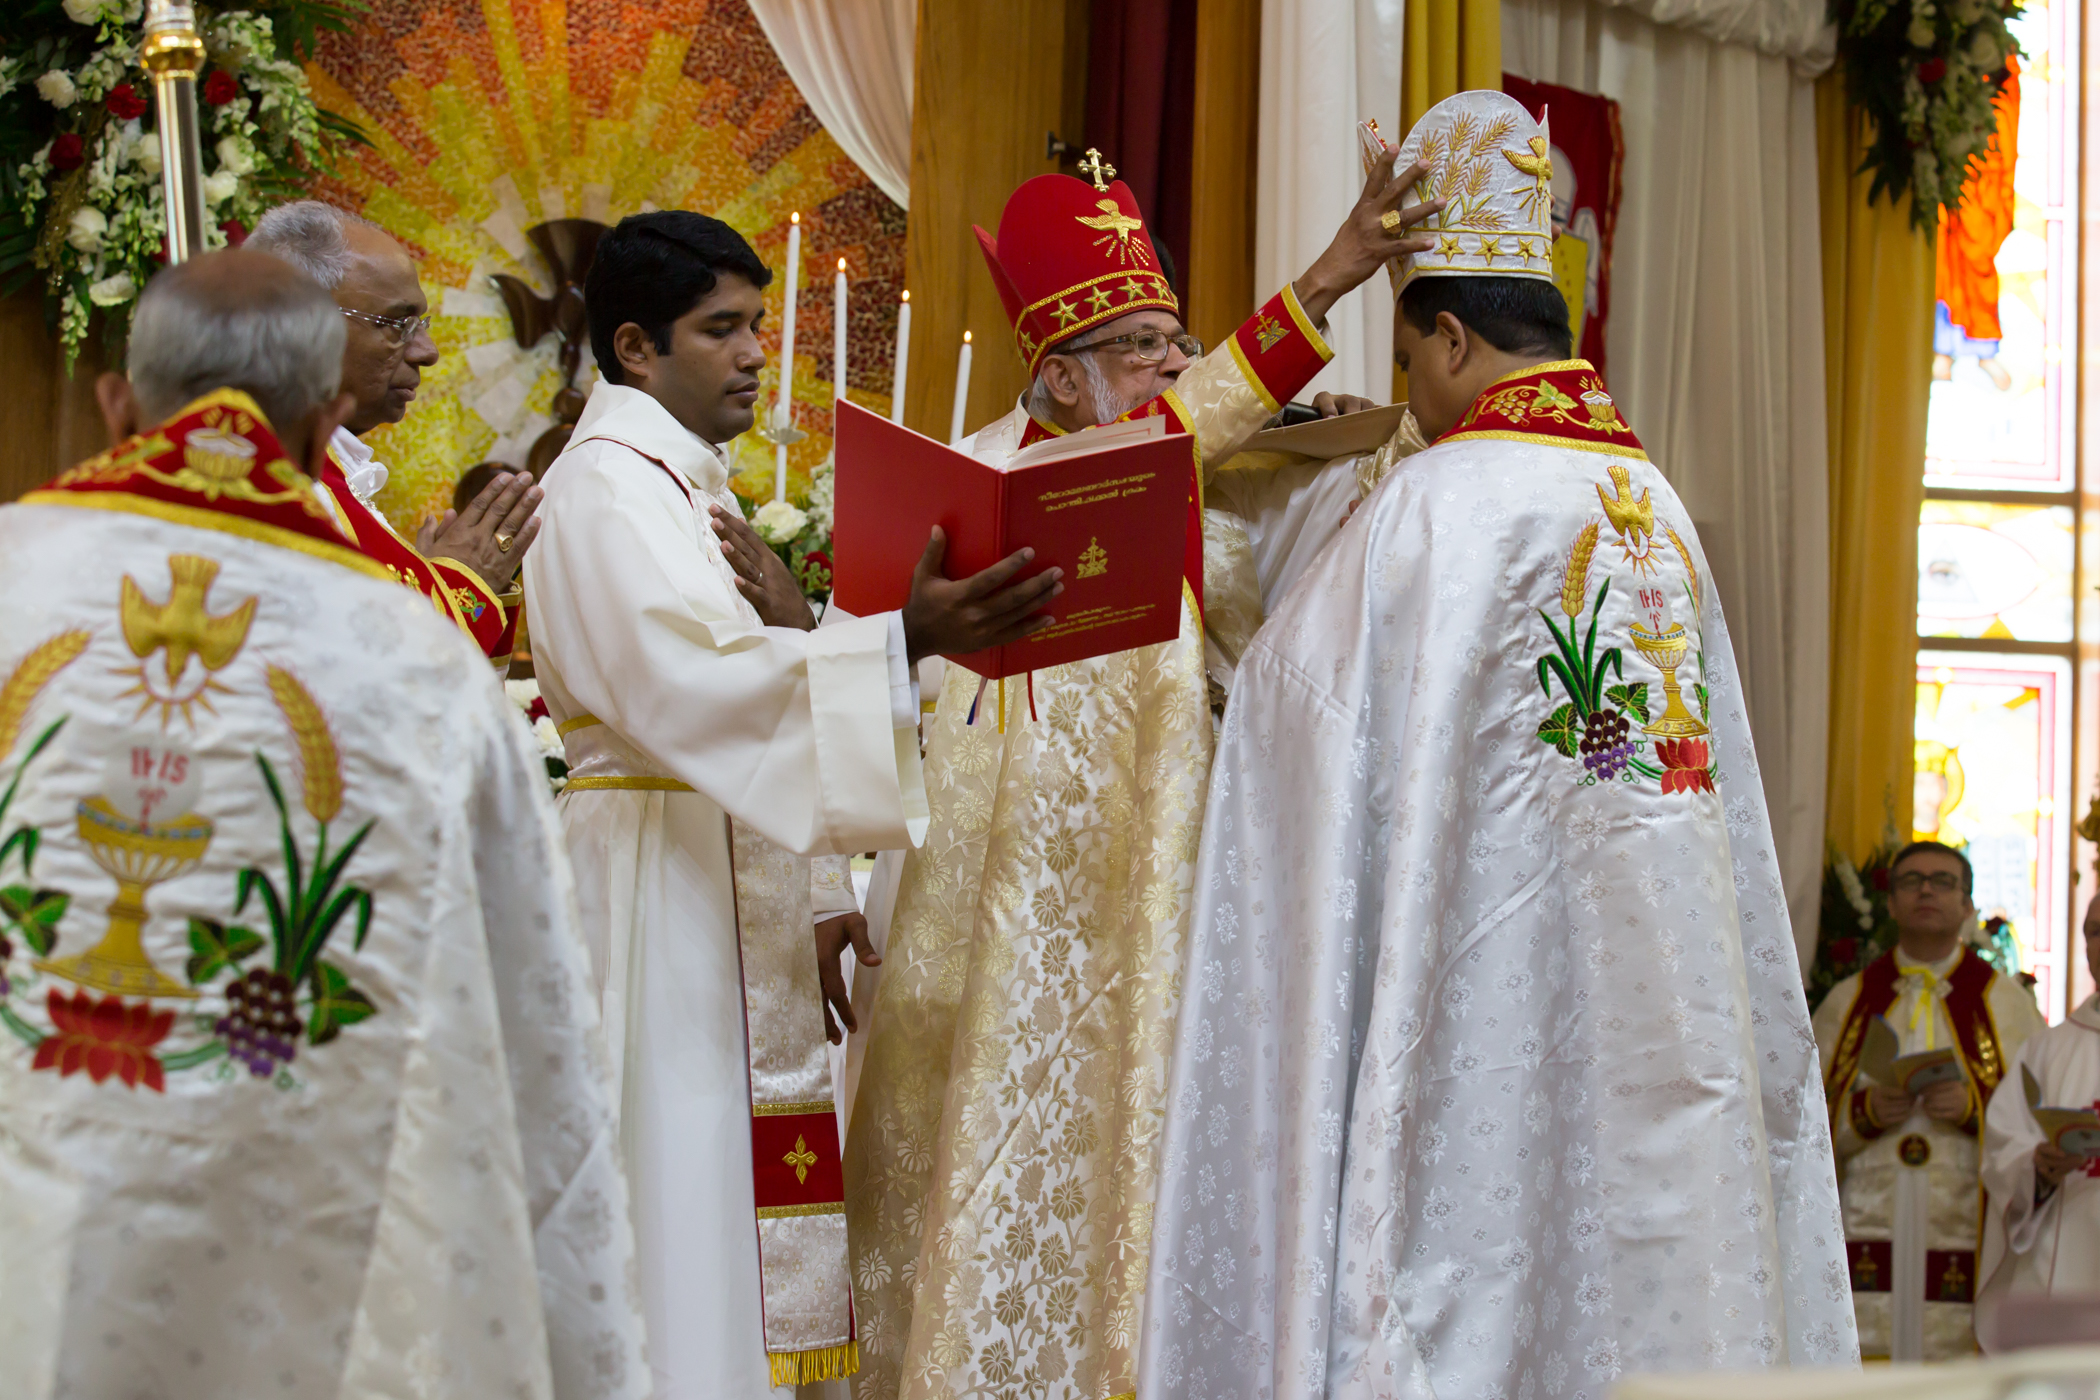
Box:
[1813,839,2044,1359]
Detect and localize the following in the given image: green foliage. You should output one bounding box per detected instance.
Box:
[305,959,373,1044]
[1535,581,1625,719]
[1604,682,1650,725]
[1,886,68,957]
[185,916,263,983]
[1537,703,1581,759]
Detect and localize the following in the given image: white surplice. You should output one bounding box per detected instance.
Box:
[1978,994,2100,1347]
[523,382,925,1399]
[1142,379,1857,1398]
[0,394,646,1400]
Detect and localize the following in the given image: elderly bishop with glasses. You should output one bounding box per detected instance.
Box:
[1814,839,2044,1359]
[249,202,541,665]
[842,145,1443,1400]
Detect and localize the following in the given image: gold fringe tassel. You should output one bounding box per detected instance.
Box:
[768,1341,859,1387]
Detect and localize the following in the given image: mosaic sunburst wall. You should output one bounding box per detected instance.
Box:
[306,0,906,533]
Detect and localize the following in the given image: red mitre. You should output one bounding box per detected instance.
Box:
[974,173,1180,375]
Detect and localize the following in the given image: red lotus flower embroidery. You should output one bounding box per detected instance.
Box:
[1655,738,1714,795]
[32,988,175,1091]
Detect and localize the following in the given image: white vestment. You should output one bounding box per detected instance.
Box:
[1977,993,2100,1347]
[1143,377,1858,1398]
[0,395,646,1400]
[524,382,925,1399]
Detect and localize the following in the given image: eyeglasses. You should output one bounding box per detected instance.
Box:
[341,306,435,348]
[1070,329,1203,364]
[1892,871,1963,894]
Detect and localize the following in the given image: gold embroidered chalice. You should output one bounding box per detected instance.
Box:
[35,798,211,999]
[1625,623,1708,739]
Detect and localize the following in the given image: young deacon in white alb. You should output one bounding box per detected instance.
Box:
[1141,92,1857,1400]
[1977,898,2100,1346]
[522,212,1059,1399]
[0,252,645,1400]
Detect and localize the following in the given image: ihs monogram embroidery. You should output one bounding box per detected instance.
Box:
[1077,537,1108,579]
[1531,471,1716,796]
[1,565,383,1092]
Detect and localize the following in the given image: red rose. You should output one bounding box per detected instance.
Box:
[805,549,833,571]
[202,70,239,106]
[220,218,247,246]
[1827,938,1859,966]
[104,83,147,120]
[526,695,549,723]
[48,133,85,172]
[1918,57,1947,83]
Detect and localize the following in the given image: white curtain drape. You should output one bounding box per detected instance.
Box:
[1254,0,1405,402]
[746,0,916,207]
[1504,0,1831,960]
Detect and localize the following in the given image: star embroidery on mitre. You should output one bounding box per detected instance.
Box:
[1086,284,1116,314]
[1438,233,1463,261]
[1516,236,1541,260]
[1504,136,1554,220]
[1480,235,1502,260]
[1120,275,1149,300]
[1076,199,1154,266]
[1052,298,1082,329]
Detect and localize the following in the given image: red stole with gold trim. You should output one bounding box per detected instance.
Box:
[24,390,385,579]
[1823,946,2008,1131]
[1438,359,1649,460]
[316,454,514,662]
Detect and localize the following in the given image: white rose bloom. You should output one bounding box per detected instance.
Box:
[532,715,563,760]
[1907,15,1937,45]
[214,135,255,176]
[62,0,105,22]
[88,272,136,307]
[65,206,107,253]
[203,169,239,205]
[752,499,810,544]
[36,70,78,109]
[134,128,163,177]
[1969,27,2002,65]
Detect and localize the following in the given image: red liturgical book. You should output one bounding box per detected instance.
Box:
[832,399,1194,678]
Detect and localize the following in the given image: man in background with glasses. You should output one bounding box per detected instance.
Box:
[1814,840,2045,1359]
[250,201,538,664]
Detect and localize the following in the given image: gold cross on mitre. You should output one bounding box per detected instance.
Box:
[784,1135,818,1184]
[1077,147,1116,191]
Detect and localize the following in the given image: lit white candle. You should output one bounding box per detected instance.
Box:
[775,211,801,503]
[833,257,849,414]
[890,290,911,424]
[949,330,972,447]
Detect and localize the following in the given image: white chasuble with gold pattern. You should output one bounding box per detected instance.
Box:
[0,391,647,1400]
[1142,363,1859,1399]
[843,291,1345,1400]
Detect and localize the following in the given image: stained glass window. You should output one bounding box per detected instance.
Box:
[1911,0,2079,1021]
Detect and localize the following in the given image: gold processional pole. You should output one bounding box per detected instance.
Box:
[141,0,208,264]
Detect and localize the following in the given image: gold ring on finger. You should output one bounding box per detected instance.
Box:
[1379,209,1403,233]
[495,531,515,553]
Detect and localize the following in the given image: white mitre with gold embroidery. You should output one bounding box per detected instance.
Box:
[1392,88,1556,291]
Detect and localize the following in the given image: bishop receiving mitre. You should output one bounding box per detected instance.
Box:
[1141,92,1857,1398]
[844,149,1441,1398]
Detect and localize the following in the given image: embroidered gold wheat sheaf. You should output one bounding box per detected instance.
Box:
[1560,522,1599,619]
[266,666,343,823]
[0,630,90,757]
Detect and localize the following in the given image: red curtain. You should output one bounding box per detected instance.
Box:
[1084,0,1197,301]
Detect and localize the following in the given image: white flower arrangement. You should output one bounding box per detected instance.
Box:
[753,499,811,545]
[1833,853,1875,931]
[504,679,569,795]
[2,3,355,366]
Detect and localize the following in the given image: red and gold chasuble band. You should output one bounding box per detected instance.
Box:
[1438,359,1648,460]
[750,1106,847,1215]
[23,389,390,582]
[318,451,516,665]
[1822,946,2008,1138]
[1011,286,1335,619]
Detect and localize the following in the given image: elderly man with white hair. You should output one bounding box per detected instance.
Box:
[0,248,647,1400]
[248,200,538,663]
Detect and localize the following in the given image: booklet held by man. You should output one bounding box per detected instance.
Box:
[831,399,1194,679]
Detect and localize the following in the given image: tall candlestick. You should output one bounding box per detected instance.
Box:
[949,330,973,447]
[775,211,801,503]
[890,290,911,425]
[833,257,849,414]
